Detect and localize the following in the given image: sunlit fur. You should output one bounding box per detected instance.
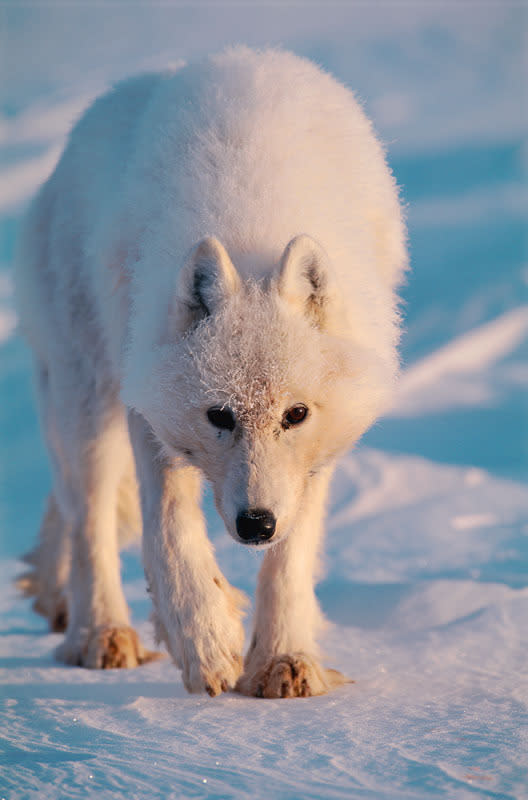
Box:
[15,47,406,697]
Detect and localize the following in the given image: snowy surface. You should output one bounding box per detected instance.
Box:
[1,3,527,798]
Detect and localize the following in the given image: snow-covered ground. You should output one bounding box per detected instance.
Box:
[1,3,527,798]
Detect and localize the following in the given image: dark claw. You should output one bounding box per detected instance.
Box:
[52,609,68,633]
[205,684,216,697]
[256,684,264,698]
[281,681,289,698]
[220,679,228,693]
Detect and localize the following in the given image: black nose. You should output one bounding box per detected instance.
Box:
[236,509,276,543]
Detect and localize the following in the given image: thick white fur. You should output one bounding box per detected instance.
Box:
[15,48,406,696]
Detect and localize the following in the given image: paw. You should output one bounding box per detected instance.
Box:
[56,625,163,669]
[17,568,68,632]
[155,576,247,696]
[46,597,68,633]
[236,653,348,698]
[174,606,245,696]
[186,650,244,697]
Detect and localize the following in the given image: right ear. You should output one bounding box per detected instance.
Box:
[172,237,241,331]
[276,234,334,329]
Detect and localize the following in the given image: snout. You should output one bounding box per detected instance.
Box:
[236,508,276,544]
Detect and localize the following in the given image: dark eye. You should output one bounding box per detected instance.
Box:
[207,406,236,431]
[282,404,309,429]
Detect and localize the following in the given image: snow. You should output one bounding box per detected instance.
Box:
[393,306,528,416]
[1,3,527,798]
[0,146,63,213]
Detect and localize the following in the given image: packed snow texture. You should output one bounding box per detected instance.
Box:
[1,3,527,798]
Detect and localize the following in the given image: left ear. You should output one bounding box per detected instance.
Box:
[169,237,241,335]
[276,235,333,328]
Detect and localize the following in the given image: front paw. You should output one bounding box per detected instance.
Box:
[185,648,244,697]
[56,625,162,669]
[155,576,248,696]
[236,653,348,698]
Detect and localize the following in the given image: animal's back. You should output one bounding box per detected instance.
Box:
[17,47,406,370]
[120,47,406,285]
[15,71,162,357]
[117,48,406,374]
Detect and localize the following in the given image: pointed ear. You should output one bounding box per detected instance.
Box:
[277,235,333,328]
[175,237,241,328]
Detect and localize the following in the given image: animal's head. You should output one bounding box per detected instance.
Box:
[128,235,394,547]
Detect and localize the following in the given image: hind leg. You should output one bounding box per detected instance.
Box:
[17,493,70,632]
[55,410,159,668]
[32,357,157,668]
[18,361,72,631]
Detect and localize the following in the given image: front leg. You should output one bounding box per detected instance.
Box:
[128,411,247,695]
[237,465,346,698]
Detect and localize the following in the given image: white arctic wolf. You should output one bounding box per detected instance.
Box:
[16,47,406,698]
